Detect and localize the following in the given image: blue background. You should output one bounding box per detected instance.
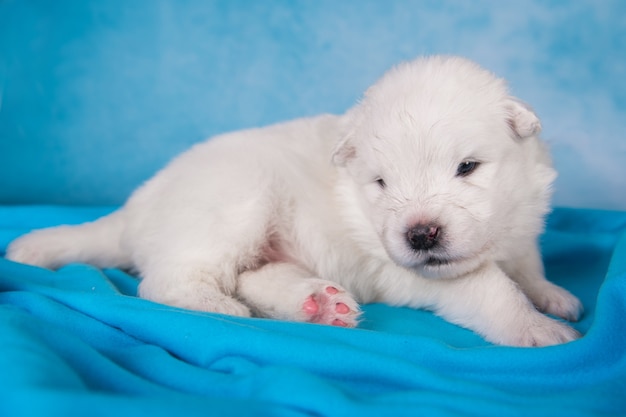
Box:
[1,0,625,209]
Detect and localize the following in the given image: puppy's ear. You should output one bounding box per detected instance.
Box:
[505,98,542,139]
[332,113,358,166]
[332,134,356,166]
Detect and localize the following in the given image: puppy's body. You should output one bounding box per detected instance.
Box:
[7,56,582,346]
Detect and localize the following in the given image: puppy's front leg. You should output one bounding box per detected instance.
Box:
[376,262,580,346]
[499,240,583,322]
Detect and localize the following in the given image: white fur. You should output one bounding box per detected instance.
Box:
[7,56,583,346]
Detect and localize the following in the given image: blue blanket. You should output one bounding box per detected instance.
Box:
[1,206,625,416]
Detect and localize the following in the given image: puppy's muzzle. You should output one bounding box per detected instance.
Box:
[406,224,441,251]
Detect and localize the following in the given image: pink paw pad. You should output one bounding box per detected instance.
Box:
[301,285,359,328]
[303,296,319,315]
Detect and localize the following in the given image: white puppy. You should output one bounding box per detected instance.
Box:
[7,56,583,346]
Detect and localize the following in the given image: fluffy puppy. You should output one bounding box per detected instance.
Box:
[7,56,583,346]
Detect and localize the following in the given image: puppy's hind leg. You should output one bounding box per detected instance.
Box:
[237,262,361,327]
[6,210,132,270]
[133,195,277,317]
[138,262,252,317]
[135,222,264,317]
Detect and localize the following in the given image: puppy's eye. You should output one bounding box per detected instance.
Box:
[456,161,480,177]
[375,178,386,189]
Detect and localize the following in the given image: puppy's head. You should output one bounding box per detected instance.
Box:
[333,56,555,278]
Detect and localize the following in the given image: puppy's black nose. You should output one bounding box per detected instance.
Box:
[406,224,441,251]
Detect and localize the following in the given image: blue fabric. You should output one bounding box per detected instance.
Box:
[1,206,625,416]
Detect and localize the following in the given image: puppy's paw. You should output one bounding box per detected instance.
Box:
[140,281,252,318]
[499,314,581,347]
[205,295,252,318]
[530,282,583,322]
[6,231,62,268]
[175,293,252,318]
[301,283,361,327]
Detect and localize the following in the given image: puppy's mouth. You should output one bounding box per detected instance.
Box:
[416,246,492,278]
[415,254,470,279]
[424,256,452,267]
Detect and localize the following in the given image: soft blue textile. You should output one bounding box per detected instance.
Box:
[1,206,625,416]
